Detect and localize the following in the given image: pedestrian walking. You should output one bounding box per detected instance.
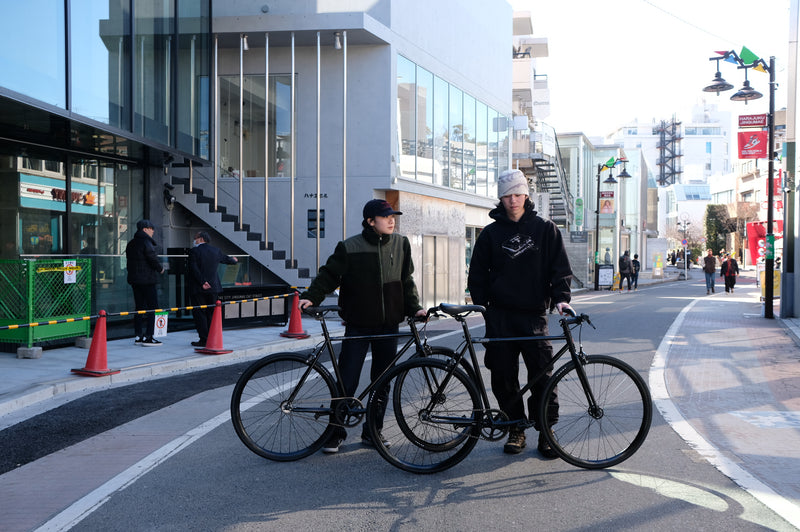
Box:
[125,219,165,346]
[703,249,717,294]
[298,199,426,454]
[618,250,632,292]
[187,231,238,347]
[468,169,574,458]
[721,253,740,293]
[631,253,641,290]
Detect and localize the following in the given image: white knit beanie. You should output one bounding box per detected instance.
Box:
[497,169,529,198]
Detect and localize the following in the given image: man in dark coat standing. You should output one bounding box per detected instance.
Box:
[126,219,165,346]
[188,231,238,347]
[468,169,573,458]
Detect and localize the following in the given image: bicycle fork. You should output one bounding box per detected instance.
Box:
[560,319,603,420]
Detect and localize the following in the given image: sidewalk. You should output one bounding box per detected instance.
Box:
[0,267,798,530]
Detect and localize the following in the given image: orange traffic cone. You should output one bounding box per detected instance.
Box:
[195,301,233,354]
[72,310,121,377]
[281,291,309,339]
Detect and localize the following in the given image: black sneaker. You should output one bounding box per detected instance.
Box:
[537,430,558,459]
[503,429,526,454]
[141,338,163,347]
[134,336,144,345]
[191,340,206,347]
[322,433,345,454]
[361,431,391,448]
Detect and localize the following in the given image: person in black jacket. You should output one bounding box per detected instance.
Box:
[299,199,426,454]
[187,231,238,347]
[468,169,573,458]
[618,250,632,292]
[126,220,165,346]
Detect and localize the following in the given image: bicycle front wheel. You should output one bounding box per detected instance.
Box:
[366,358,481,474]
[540,355,652,469]
[230,353,337,461]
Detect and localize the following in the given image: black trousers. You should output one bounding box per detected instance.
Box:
[484,307,558,431]
[131,283,158,339]
[191,291,218,341]
[331,323,399,437]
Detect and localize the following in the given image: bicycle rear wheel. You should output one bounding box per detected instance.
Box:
[366,357,481,474]
[230,353,337,461]
[540,355,652,469]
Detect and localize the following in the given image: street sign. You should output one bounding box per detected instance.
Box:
[682,239,688,246]
[739,113,768,127]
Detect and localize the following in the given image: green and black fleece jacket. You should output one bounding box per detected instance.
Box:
[300,228,423,327]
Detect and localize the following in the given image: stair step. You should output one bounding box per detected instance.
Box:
[273,249,286,260]
[298,268,310,279]
[247,232,261,241]
[221,213,237,223]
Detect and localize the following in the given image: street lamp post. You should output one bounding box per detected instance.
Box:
[703,50,776,318]
[594,158,630,290]
[677,219,691,280]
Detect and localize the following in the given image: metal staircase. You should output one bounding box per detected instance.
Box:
[170,174,311,287]
[530,137,573,227]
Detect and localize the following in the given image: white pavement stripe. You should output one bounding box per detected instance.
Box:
[33,327,466,530]
[649,299,800,529]
[34,410,232,532]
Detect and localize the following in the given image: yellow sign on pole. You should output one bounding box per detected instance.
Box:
[760,269,781,298]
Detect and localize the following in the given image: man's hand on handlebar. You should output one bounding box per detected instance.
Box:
[298,298,313,310]
[555,302,575,317]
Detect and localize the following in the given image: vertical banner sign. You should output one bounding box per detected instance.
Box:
[574,197,584,227]
[154,311,169,338]
[738,131,768,159]
[63,260,77,284]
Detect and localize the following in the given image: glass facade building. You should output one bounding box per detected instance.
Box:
[0,0,211,339]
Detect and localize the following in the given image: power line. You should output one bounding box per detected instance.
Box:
[639,0,740,48]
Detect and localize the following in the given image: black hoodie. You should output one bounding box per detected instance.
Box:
[467,203,572,313]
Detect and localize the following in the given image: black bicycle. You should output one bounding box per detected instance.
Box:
[230,306,470,461]
[365,303,653,474]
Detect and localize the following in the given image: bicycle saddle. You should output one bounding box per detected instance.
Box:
[437,303,486,317]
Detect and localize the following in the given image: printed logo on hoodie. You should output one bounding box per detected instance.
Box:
[502,233,537,259]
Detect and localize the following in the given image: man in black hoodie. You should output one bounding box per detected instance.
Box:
[468,169,573,458]
[126,219,165,346]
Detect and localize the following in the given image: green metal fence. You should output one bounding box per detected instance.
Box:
[0,259,91,347]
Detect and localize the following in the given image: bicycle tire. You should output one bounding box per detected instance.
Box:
[539,355,652,469]
[366,357,481,474]
[230,352,338,461]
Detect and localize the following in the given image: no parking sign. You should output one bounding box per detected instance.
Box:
[154,311,169,338]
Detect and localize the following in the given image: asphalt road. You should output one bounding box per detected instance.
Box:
[6,279,797,531]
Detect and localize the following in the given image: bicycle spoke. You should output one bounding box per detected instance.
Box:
[542,356,652,469]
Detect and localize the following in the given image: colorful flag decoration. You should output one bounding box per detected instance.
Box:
[740,46,759,65]
[604,156,616,169]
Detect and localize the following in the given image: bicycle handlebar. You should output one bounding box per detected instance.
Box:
[301,305,341,318]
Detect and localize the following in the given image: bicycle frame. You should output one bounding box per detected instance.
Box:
[284,306,436,415]
[437,306,595,429]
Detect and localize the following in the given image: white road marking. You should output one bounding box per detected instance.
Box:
[649,299,800,529]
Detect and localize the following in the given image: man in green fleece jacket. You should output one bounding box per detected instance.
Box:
[299,199,426,454]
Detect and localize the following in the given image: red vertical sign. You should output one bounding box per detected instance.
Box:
[738,131,768,158]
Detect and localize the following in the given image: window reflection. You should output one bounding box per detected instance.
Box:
[71,0,130,129]
[396,54,507,196]
[0,0,66,108]
[219,74,293,178]
[397,56,416,180]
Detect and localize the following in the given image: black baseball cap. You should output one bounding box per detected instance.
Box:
[136,219,155,231]
[363,199,402,219]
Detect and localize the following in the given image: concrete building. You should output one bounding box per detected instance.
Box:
[0,0,518,342]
